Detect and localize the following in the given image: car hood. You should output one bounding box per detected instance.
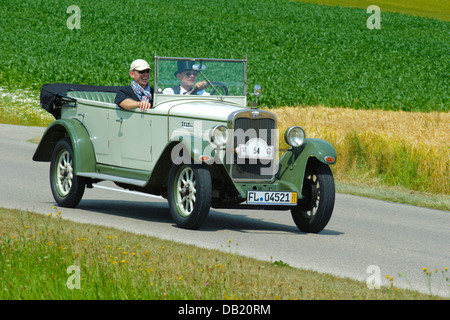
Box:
[167,100,246,122]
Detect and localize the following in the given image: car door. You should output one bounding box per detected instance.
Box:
[74,101,111,164]
[108,108,153,171]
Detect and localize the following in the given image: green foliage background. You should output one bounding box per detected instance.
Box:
[0,0,448,111]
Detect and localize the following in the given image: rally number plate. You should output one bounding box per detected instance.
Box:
[247,191,297,205]
[236,138,274,160]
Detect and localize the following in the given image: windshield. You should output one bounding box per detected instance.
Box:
[155,57,247,97]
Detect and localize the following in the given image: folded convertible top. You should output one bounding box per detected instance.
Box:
[40,83,124,119]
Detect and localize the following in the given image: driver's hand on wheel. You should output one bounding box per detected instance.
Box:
[190,81,209,94]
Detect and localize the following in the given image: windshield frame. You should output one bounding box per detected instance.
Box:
[154,56,248,103]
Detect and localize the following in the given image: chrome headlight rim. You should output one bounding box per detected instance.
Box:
[284,126,306,147]
[210,125,228,146]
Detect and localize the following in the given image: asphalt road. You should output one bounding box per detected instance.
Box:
[1,124,449,297]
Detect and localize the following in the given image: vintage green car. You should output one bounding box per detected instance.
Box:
[33,56,337,232]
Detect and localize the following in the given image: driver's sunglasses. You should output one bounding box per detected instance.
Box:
[183,71,198,77]
[137,69,150,74]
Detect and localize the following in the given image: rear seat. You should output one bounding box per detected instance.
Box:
[67,91,117,104]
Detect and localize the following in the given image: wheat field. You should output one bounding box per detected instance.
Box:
[294,0,450,21]
[270,106,449,194]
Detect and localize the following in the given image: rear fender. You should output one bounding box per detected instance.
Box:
[32,119,96,174]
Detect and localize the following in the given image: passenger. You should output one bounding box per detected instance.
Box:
[162,60,210,95]
[115,59,153,111]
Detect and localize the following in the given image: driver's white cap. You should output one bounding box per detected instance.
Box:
[130,59,151,71]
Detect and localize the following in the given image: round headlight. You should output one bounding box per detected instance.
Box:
[284,126,306,147]
[210,125,228,146]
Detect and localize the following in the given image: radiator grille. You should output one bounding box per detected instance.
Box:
[231,116,276,181]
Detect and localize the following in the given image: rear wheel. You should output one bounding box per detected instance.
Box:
[50,137,85,207]
[291,159,335,233]
[167,163,212,229]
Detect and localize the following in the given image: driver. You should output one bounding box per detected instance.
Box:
[162,61,210,95]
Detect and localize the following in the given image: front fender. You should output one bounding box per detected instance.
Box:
[32,119,96,174]
[148,136,218,187]
[277,138,336,189]
[169,135,216,164]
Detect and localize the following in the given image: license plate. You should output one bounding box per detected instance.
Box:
[236,138,274,160]
[247,191,297,205]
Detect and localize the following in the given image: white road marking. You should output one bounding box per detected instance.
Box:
[94,185,164,200]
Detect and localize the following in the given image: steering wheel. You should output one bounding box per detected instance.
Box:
[209,82,229,96]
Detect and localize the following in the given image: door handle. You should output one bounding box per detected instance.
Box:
[116,117,123,123]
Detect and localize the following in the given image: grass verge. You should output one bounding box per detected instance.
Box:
[0,87,53,127]
[335,181,449,211]
[1,208,446,300]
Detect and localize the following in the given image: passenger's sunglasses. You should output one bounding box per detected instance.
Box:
[137,69,150,74]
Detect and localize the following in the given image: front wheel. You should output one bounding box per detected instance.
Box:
[291,159,335,233]
[167,163,212,229]
[50,137,85,207]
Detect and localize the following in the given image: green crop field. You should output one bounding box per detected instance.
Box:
[0,0,448,111]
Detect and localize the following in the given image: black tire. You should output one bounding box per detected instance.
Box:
[167,163,212,229]
[50,137,85,207]
[291,159,335,233]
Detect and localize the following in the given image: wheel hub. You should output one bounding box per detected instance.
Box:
[181,183,193,199]
[299,178,318,212]
[176,167,197,216]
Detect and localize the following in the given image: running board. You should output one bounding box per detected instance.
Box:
[77,172,147,187]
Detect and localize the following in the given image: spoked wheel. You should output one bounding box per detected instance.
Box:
[291,159,335,233]
[167,163,212,229]
[50,137,85,207]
